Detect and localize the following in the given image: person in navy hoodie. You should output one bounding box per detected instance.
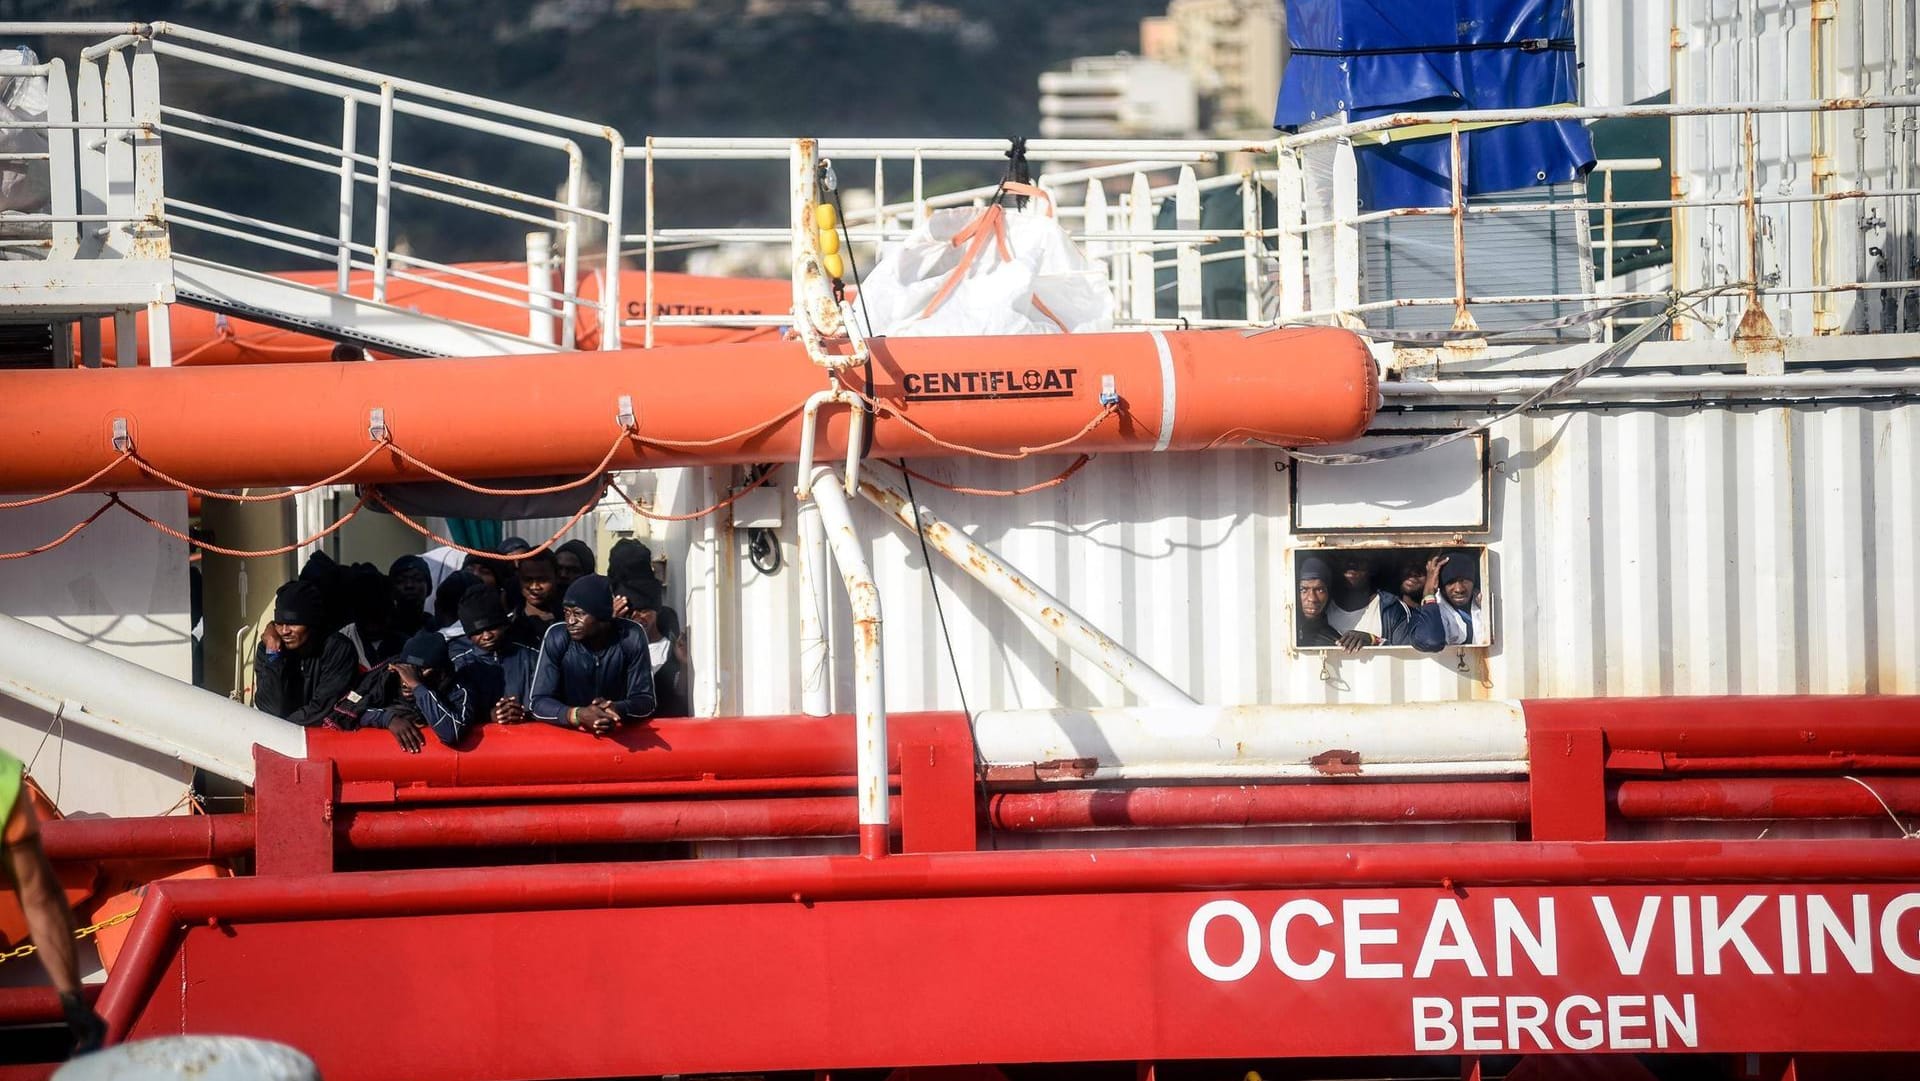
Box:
[450,585,538,725]
[528,574,655,735]
[1411,552,1490,652]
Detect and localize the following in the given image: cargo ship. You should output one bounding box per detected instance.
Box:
[2,7,1919,1080]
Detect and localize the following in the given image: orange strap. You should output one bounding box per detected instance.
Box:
[915,181,1066,328]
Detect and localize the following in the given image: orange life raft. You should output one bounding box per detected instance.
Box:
[94,267,791,365]
[9,327,1376,494]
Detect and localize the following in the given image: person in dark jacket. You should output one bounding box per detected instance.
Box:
[337,565,403,672]
[509,549,563,648]
[451,585,538,724]
[384,629,475,747]
[614,579,690,718]
[554,539,596,589]
[1294,555,1340,648]
[1380,556,1428,647]
[1411,552,1490,653]
[529,574,654,734]
[388,554,433,634]
[432,570,480,638]
[255,580,353,726]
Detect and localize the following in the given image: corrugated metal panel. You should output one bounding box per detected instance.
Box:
[1673,0,1920,335]
[688,400,1920,714]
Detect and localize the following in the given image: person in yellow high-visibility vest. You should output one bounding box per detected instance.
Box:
[1,748,106,1054]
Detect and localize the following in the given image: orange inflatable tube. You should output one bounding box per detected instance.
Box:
[7,327,1376,494]
[97,266,791,365]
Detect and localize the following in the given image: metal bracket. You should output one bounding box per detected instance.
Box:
[367,407,388,443]
[617,394,636,431]
[111,417,132,453]
[1099,374,1119,407]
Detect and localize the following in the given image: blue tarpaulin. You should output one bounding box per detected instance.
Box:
[1274,0,1594,210]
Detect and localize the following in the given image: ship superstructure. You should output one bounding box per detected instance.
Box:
[1,10,1919,1081]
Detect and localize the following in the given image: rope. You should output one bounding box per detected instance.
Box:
[369,484,604,560]
[627,401,809,450]
[0,453,133,510]
[1841,776,1920,839]
[116,490,372,558]
[129,442,390,503]
[0,499,116,560]
[607,468,780,523]
[379,431,629,497]
[835,375,1116,461]
[899,454,1094,497]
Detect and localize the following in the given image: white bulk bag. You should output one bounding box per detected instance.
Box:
[857,182,1114,337]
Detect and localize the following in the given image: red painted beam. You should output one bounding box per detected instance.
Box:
[1525,696,1920,757]
[377,776,874,804]
[309,713,968,787]
[38,813,255,862]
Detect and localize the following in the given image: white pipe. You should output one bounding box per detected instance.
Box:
[855,461,1196,708]
[1382,370,1920,399]
[972,702,1528,782]
[795,496,831,718]
[807,466,888,858]
[525,230,557,346]
[0,613,305,786]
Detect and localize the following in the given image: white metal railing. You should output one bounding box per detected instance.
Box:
[10,20,1920,360]
[624,136,1282,345]
[76,22,628,351]
[1274,95,1920,343]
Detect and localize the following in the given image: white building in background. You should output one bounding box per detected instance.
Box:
[1037,55,1199,139]
[1142,0,1285,134]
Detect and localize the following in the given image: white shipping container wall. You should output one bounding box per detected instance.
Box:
[1673,0,1920,336]
[684,399,1920,715]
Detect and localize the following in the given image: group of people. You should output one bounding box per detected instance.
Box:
[1296,549,1488,654]
[253,536,690,752]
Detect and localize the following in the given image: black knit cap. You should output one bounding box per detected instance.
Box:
[563,574,615,622]
[400,628,451,670]
[272,581,326,626]
[457,584,511,636]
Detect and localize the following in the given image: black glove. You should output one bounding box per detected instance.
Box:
[60,990,106,1054]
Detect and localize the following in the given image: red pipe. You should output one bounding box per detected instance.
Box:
[337,796,888,849]
[0,985,99,1027]
[1528,695,1920,756]
[38,814,255,862]
[987,782,1531,830]
[1611,753,1920,774]
[1613,776,1920,820]
[376,775,876,804]
[94,837,1920,1043]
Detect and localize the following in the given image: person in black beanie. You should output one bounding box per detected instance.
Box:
[508,549,563,648]
[336,565,402,672]
[614,578,690,719]
[528,574,654,734]
[451,584,538,725]
[432,571,480,638]
[1295,555,1341,649]
[388,554,433,634]
[255,580,356,726]
[386,629,474,747]
[554,539,596,589]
